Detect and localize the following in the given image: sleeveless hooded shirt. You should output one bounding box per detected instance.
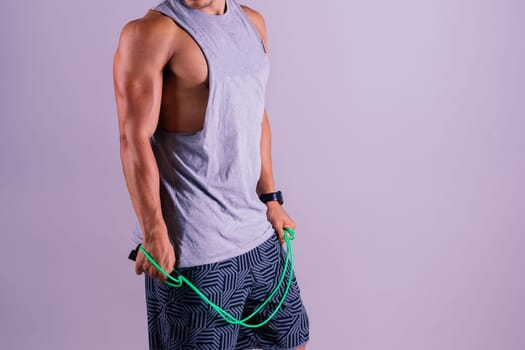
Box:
[131,0,274,267]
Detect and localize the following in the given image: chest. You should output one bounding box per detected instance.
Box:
[170,29,268,86]
[167,30,209,86]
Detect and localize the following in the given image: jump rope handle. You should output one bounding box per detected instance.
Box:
[128,244,140,262]
[128,243,181,279]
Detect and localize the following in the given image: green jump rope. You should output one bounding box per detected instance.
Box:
[133,227,296,328]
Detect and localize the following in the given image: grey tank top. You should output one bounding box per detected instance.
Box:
[131,0,274,267]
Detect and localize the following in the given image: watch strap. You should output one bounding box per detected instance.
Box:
[259,190,283,205]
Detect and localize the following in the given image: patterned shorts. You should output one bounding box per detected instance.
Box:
[144,233,310,350]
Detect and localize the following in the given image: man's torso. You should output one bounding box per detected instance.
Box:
[129,0,273,267]
[137,6,266,135]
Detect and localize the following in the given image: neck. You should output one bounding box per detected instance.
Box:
[182,0,227,15]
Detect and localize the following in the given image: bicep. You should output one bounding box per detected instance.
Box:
[113,20,172,139]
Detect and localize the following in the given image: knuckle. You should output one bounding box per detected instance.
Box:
[156,272,164,282]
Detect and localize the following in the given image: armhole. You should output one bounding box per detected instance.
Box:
[239,6,268,56]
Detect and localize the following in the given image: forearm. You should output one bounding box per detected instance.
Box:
[256,109,277,196]
[120,133,167,240]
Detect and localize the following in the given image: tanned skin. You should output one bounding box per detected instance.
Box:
[113,4,299,346]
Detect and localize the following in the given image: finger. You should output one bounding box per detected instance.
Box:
[135,252,144,275]
[141,250,161,281]
[151,261,168,282]
[147,263,163,282]
[166,263,175,276]
[149,268,161,282]
[275,224,284,238]
[274,225,280,236]
[275,227,284,245]
[164,257,177,281]
[281,225,289,236]
[145,266,157,282]
[157,265,168,281]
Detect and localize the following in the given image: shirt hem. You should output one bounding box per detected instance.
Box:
[176,223,274,268]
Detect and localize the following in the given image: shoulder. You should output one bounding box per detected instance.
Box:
[239,4,267,30]
[114,10,180,70]
[117,10,178,53]
[239,4,269,53]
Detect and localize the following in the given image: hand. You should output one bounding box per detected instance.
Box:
[265,201,297,245]
[135,231,176,282]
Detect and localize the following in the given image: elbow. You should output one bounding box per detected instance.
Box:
[119,128,152,155]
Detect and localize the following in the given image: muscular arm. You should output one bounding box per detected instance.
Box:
[246,6,297,241]
[113,17,177,279]
[257,108,278,198]
[242,6,277,199]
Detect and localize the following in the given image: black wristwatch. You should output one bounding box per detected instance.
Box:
[259,190,284,205]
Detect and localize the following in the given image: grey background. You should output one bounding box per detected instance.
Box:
[1,0,524,349]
